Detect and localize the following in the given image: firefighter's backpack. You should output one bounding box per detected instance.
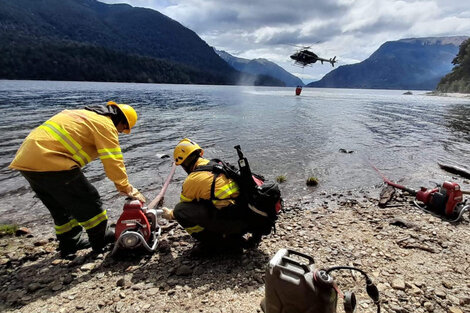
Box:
[193,146,282,235]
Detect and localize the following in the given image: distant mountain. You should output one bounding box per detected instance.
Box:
[0,0,279,85]
[308,36,468,90]
[216,50,304,87]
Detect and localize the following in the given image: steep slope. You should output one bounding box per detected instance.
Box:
[216,50,304,87]
[0,0,237,83]
[437,38,470,93]
[308,37,468,90]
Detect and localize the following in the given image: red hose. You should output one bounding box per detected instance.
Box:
[148,162,177,210]
[369,162,417,195]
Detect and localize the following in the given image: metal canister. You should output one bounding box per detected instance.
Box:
[261,249,338,313]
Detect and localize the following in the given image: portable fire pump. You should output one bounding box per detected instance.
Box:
[372,164,470,222]
[111,163,176,255]
[414,181,467,219]
[111,199,163,254]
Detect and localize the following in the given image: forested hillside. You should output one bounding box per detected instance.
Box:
[436,38,470,93]
[0,41,226,84]
[0,0,283,85]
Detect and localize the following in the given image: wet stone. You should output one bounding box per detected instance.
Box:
[63,275,73,285]
[176,265,193,276]
[15,227,31,236]
[116,278,128,287]
[27,282,43,292]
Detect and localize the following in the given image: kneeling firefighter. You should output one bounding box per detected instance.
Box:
[162,138,265,247]
[9,101,146,257]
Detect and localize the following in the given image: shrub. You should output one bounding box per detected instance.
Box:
[306,176,319,186]
[276,175,286,183]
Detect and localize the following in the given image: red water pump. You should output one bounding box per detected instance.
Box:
[111,199,162,254]
[111,162,176,255]
[415,181,464,217]
[371,164,469,222]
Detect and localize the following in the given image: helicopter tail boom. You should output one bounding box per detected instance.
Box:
[330,56,337,67]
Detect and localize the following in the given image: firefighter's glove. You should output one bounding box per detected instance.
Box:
[162,207,174,220]
[128,187,146,203]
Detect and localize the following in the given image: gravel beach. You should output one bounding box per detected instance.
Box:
[1,189,469,313]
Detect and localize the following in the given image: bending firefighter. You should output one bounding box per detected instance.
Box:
[9,101,146,257]
[162,138,260,248]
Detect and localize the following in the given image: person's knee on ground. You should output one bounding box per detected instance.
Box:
[245,232,262,248]
[191,229,223,243]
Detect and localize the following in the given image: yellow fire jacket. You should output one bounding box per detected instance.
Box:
[9,109,135,195]
[180,158,240,209]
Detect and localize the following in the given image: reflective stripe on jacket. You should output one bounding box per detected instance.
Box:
[180,158,240,209]
[9,109,134,194]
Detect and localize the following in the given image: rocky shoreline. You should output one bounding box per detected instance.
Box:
[425,91,470,98]
[1,190,469,313]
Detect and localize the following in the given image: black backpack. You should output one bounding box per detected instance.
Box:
[192,145,282,235]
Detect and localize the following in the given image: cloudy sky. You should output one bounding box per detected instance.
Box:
[100,0,470,83]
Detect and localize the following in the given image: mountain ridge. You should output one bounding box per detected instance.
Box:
[0,0,241,84]
[308,36,468,90]
[215,50,304,87]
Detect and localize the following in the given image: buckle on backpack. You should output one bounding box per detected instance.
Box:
[213,163,224,173]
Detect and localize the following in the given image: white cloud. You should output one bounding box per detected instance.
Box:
[100,0,470,83]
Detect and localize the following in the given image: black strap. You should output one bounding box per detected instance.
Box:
[192,160,237,202]
[210,172,220,201]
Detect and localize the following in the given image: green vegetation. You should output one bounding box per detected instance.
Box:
[0,0,285,86]
[0,38,284,85]
[0,224,18,237]
[0,40,231,84]
[437,38,470,93]
[306,177,319,186]
[276,175,286,183]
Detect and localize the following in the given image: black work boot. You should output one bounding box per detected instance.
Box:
[86,220,108,253]
[59,231,91,258]
[244,233,262,249]
[104,227,115,245]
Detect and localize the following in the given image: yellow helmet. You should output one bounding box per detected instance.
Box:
[174,138,204,165]
[107,101,137,134]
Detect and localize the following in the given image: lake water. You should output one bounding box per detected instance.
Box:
[1,80,470,227]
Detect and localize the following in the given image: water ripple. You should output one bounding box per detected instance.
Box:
[1,81,470,225]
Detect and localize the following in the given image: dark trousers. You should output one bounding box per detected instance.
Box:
[173,201,249,242]
[21,168,107,253]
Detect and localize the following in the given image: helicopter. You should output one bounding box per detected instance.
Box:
[290,47,337,67]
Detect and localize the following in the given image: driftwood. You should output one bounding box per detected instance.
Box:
[438,162,470,180]
[378,185,395,207]
[400,243,438,253]
[389,218,417,229]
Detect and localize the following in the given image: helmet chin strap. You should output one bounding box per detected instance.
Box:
[182,164,192,174]
[181,151,201,173]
